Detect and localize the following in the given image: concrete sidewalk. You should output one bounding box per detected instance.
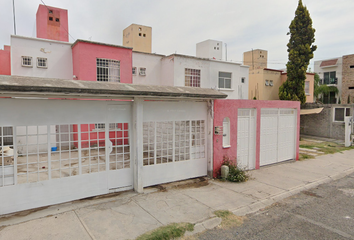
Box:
[0,150,353,240]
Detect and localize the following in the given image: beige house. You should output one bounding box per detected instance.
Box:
[244,50,314,102]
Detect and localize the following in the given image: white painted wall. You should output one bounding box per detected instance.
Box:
[11,35,73,79]
[314,57,342,103]
[196,40,223,60]
[132,52,163,85]
[160,56,175,86]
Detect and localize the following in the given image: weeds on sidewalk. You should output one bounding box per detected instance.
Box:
[299,153,315,160]
[214,210,244,229]
[300,141,354,155]
[221,156,250,182]
[136,222,194,240]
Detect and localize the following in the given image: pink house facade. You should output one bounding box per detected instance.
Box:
[213,99,300,177]
[0,45,11,75]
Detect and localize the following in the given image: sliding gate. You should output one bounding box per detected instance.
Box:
[0,99,132,215]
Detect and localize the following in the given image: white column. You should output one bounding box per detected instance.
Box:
[132,97,144,193]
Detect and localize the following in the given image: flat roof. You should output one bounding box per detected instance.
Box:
[0,75,227,100]
[71,39,132,50]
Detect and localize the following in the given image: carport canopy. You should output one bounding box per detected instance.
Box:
[0,75,227,100]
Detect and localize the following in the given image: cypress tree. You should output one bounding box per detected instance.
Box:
[279,0,317,104]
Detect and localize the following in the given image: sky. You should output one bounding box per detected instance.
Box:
[0,0,353,70]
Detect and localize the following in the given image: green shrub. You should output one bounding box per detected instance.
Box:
[221,156,249,182]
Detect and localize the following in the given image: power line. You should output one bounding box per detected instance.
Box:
[40,0,76,42]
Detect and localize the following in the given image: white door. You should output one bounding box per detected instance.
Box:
[260,108,296,166]
[142,101,208,187]
[237,109,256,170]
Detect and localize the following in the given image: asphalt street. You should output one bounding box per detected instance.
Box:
[197,172,354,240]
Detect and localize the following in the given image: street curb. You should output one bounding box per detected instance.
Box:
[185,217,222,236]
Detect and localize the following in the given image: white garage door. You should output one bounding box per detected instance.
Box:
[237,109,256,170]
[142,101,208,187]
[260,108,296,166]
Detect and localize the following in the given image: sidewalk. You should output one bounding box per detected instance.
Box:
[1,149,353,240]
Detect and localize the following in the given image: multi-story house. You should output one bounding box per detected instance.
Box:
[244,49,314,102]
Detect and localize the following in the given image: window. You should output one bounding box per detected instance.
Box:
[334,107,351,122]
[139,67,146,76]
[21,56,32,67]
[37,57,47,68]
[241,77,245,83]
[139,33,141,36]
[265,80,269,86]
[350,65,354,69]
[223,117,230,148]
[49,17,53,21]
[305,81,310,95]
[269,80,273,86]
[143,34,146,37]
[55,18,59,22]
[95,123,117,130]
[49,10,53,14]
[323,71,337,84]
[132,67,136,75]
[185,68,201,87]
[96,58,120,82]
[218,72,231,89]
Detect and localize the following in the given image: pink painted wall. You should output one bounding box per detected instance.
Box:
[0,45,11,75]
[72,41,132,83]
[213,99,300,177]
[36,4,69,42]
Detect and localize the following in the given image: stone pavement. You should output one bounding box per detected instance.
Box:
[0,149,353,240]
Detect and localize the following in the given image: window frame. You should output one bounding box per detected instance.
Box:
[222,117,231,148]
[185,68,201,87]
[132,67,137,75]
[333,107,351,122]
[94,123,119,131]
[37,57,48,69]
[21,56,33,68]
[305,81,310,95]
[218,72,232,89]
[139,67,146,76]
[96,58,120,83]
[241,77,245,83]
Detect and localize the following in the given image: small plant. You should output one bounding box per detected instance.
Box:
[221,156,249,182]
[136,223,194,240]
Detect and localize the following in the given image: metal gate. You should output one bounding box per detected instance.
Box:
[260,108,296,166]
[142,101,208,187]
[237,109,256,170]
[0,99,133,215]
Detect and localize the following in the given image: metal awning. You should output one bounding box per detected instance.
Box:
[300,108,324,115]
[0,75,227,100]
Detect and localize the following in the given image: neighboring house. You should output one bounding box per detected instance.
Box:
[342,54,354,104]
[133,52,249,99]
[196,39,223,60]
[245,49,314,102]
[0,45,11,75]
[123,24,152,53]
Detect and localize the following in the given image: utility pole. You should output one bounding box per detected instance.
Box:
[13,0,17,35]
[225,43,227,61]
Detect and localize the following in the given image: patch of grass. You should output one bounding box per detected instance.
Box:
[299,144,314,149]
[299,153,315,161]
[136,222,194,240]
[214,210,244,229]
[300,140,354,156]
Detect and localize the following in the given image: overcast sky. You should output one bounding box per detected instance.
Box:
[1,0,353,70]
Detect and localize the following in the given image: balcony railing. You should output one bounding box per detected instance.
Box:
[320,78,338,85]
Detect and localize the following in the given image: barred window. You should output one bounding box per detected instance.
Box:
[21,56,32,67]
[185,68,201,87]
[139,67,146,76]
[37,57,47,68]
[96,58,120,82]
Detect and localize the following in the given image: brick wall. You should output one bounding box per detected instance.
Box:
[342,54,354,103]
[300,103,353,140]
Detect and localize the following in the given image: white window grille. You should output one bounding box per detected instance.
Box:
[269,80,274,86]
[139,67,146,76]
[265,80,270,86]
[21,56,32,67]
[222,117,230,148]
[334,107,351,122]
[94,123,117,130]
[132,67,137,75]
[218,72,231,89]
[96,58,120,82]
[305,81,310,95]
[185,68,201,87]
[37,57,47,68]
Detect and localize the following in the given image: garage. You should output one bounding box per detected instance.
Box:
[260,108,297,166]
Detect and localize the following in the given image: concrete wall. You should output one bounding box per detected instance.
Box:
[123,24,152,53]
[132,52,163,85]
[72,41,132,83]
[0,45,11,75]
[300,103,354,140]
[249,69,282,100]
[342,54,354,103]
[11,35,73,79]
[36,4,69,42]
[196,40,222,60]
[213,99,300,177]
[160,56,175,86]
[243,49,267,71]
